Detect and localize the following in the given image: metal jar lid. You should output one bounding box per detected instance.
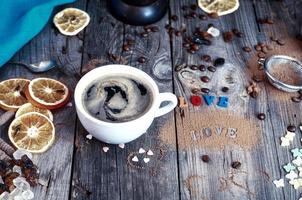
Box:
[259,55,302,92]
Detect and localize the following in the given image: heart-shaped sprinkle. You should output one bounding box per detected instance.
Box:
[118,143,125,149]
[102,147,109,153]
[86,134,93,140]
[143,158,150,163]
[147,150,154,156]
[280,137,290,147]
[285,131,296,141]
[283,162,296,172]
[293,157,302,166]
[132,156,139,162]
[139,148,146,154]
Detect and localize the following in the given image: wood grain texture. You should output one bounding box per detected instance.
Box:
[0,1,85,199]
[70,0,179,199]
[170,0,301,200]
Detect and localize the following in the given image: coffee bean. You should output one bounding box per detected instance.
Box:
[257,113,266,120]
[223,31,234,42]
[190,12,197,18]
[231,161,241,169]
[191,88,199,94]
[183,43,190,48]
[188,49,196,54]
[207,66,216,72]
[266,45,273,50]
[250,91,258,98]
[175,31,182,37]
[266,18,274,24]
[151,26,159,32]
[192,36,203,45]
[199,14,208,20]
[201,155,210,163]
[199,65,206,71]
[214,58,225,67]
[292,96,301,103]
[191,44,200,51]
[277,39,285,46]
[208,12,219,19]
[190,65,198,70]
[200,76,210,83]
[261,46,268,54]
[175,63,186,72]
[138,56,146,63]
[171,15,178,21]
[221,87,229,92]
[270,36,278,42]
[257,52,266,58]
[255,45,262,51]
[202,55,211,62]
[252,75,262,83]
[201,88,210,93]
[141,32,148,37]
[287,125,296,132]
[242,46,252,52]
[190,4,197,10]
[122,44,130,51]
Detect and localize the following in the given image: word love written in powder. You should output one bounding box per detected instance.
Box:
[190,126,237,141]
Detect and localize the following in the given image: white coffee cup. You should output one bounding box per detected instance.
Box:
[74,64,177,144]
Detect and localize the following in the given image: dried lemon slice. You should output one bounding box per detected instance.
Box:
[0,79,30,111]
[53,8,90,36]
[198,0,239,16]
[8,112,55,153]
[15,103,53,121]
[25,78,70,110]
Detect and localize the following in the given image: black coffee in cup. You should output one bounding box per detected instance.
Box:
[83,75,153,123]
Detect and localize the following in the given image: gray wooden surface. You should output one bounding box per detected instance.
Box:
[0,0,301,199]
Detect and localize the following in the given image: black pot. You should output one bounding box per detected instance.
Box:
[108,0,168,26]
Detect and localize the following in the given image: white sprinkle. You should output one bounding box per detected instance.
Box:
[86,134,93,140]
[132,156,139,162]
[147,150,154,156]
[207,26,220,37]
[66,102,73,107]
[285,131,296,141]
[280,136,290,147]
[300,125,302,131]
[102,147,109,152]
[289,178,302,189]
[273,179,284,188]
[138,148,146,154]
[293,157,302,166]
[143,158,150,163]
[285,171,298,180]
[118,143,125,149]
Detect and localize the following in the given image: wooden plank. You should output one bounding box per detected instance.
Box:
[252,1,302,200]
[71,0,180,199]
[168,0,298,199]
[0,1,86,199]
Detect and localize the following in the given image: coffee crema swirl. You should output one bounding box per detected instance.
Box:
[83,76,152,123]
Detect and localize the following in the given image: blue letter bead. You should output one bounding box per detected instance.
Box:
[217,96,228,108]
[202,95,215,105]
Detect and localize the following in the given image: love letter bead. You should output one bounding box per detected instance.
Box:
[217,96,228,108]
[203,95,215,105]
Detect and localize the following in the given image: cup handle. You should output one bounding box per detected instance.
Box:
[155,93,178,118]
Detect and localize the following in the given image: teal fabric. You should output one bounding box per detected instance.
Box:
[0,0,75,67]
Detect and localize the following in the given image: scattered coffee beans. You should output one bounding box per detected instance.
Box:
[200,76,210,83]
[221,87,229,93]
[201,155,210,163]
[202,55,212,62]
[257,113,266,120]
[201,88,210,93]
[242,46,252,52]
[231,161,241,169]
[223,31,234,42]
[208,12,219,19]
[207,66,216,72]
[213,58,225,67]
[287,125,296,132]
[138,56,146,63]
[291,96,301,103]
[199,65,206,71]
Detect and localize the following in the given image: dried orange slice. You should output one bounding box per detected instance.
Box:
[53,8,90,36]
[0,79,30,111]
[8,112,55,153]
[15,103,53,121]
[198,0,239,16]
[25,78,70,110]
